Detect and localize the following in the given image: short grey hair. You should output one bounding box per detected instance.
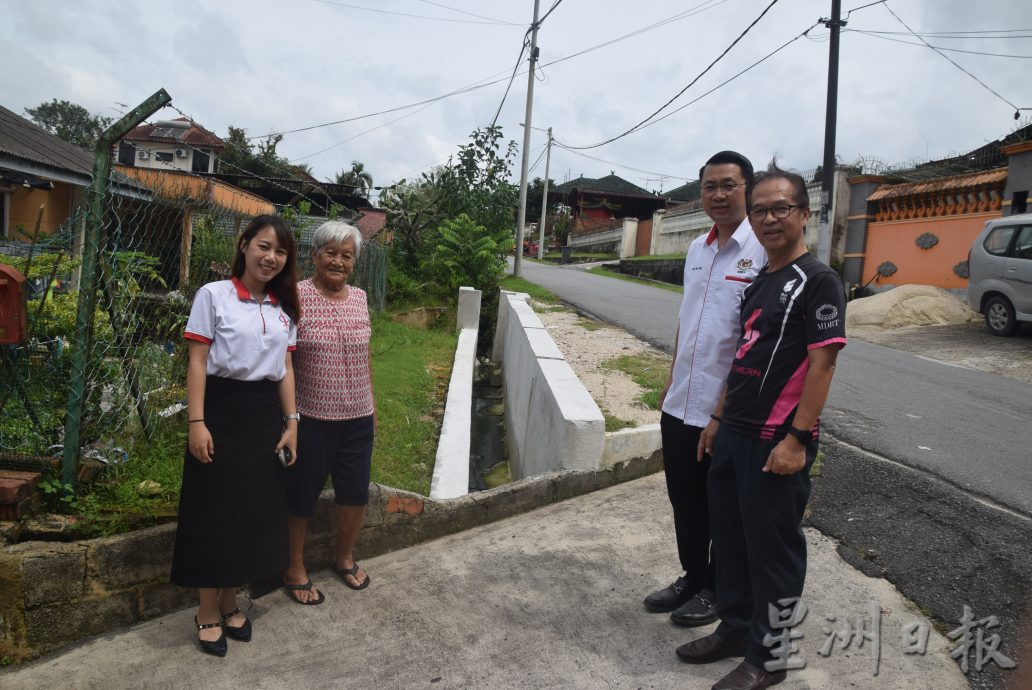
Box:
[311,220,363,259]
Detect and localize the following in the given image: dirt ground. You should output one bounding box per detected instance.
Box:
[537,306,668,427]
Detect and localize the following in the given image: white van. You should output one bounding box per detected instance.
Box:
[967,213,1032,335]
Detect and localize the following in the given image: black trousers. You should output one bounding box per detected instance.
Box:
[708,426,815,667]
[660,412,715,594]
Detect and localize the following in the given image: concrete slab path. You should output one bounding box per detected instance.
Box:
[2,474,967,689]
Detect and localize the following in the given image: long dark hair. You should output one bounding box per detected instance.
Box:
[231,214,300,322]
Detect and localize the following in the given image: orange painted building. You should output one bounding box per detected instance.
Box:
[862,169,1005,290]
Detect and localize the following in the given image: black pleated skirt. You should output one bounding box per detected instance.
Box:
[171,376,288,588]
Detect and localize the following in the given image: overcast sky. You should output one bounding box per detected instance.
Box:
[4,0,1031,199]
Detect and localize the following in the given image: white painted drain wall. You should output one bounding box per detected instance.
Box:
[492,291,606,479]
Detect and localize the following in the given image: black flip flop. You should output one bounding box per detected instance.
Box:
[334,563,370,590]
[283,579,326,605]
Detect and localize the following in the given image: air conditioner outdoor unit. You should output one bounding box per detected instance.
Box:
[175,148,187,158]
[137,150,150,160]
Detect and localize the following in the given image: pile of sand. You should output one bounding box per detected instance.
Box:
[846,284,978,330]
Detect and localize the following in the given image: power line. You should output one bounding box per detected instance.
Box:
[559,0,786,150]
[311,0,520,25]
[881,2,1020,112]
[849,29,1032,58]
[410,0,521,26]
[854,28,1032,38]
[293,101,437,162]
[844,0,886,18]
[249,0,729,142]
[559,22,817,146]
[549,145,692,183]
[536,0,730,73]
[490,37,531,128]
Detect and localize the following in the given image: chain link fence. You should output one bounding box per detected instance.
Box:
[1,122,387,479]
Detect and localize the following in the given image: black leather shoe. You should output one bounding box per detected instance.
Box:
[221,607,252,642]
[644,576,693,612]
[711,660,786,689]
[670,589,718,627]
[675,631,748,664]
[195,616,227,657]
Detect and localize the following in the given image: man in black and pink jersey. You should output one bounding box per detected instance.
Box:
[675,163,846,690]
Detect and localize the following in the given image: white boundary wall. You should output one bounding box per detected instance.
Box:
[430,287,481,499]
[492,291,606,478]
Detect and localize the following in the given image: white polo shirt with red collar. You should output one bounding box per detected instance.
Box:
[184,277,297,382]
[661,218,766,428]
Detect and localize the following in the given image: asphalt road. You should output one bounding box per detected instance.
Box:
[517,259,681,351]
[517,259,1032,518]
[826,339,1032,516]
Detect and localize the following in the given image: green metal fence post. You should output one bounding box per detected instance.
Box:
[62,89,172,488]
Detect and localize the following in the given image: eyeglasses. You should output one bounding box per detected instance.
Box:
[748,205,801,221]
[701,182,743,196]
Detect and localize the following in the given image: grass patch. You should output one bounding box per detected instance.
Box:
[575,317,604,332]
[500,275,561,304]
[586,266,683,293]
[810,451,824,478]
[604,414,634,432]
[370,311,457,495]
[622,253,686,262]
[543,251,618,261]
[602,353,671,410]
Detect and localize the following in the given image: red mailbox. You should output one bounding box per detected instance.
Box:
[0,264,28,344]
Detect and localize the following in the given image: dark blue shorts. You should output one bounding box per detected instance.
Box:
[286,414,374,517]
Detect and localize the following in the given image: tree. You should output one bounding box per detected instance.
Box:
[217,125,301,179]
[431,214,507,292]
[25,99,113,149]
[381,125,518,280]
[334,161,374,198]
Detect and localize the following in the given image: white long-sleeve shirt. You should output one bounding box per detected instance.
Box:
[661,218,766,428]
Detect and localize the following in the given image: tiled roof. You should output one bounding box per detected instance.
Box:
[867,168,1007,201]
[553,173,651,196]
[664,180,701,202]
[124,117,225,148]
[0,104,94,182]
[354,208,386,240]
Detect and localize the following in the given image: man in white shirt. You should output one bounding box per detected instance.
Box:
[644,151,766,631]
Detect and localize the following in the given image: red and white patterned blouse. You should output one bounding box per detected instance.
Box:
[294,279,374,421]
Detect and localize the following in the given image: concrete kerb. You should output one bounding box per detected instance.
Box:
[0,449,662,663]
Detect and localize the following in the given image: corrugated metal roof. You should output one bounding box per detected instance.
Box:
[0,104,94,182]
[867,168,1007,201]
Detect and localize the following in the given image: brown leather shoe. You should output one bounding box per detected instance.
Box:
[711,661,786,690]
[675,631,749,664]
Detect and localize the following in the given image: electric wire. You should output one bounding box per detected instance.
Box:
[293,101,437,162]
[311,0,518,25]
[848,29,1032,58]
[490,37,531,128]
[855,28,1032,38]
[882,2,1020,111]
[557,0,784,150]
[549,146,692,184]
[411,0,520,26]
[251,0,729,140]
[844,0,886,19]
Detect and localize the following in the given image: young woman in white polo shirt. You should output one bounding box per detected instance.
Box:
[171,214,301,658]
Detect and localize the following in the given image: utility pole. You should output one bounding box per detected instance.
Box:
[818,0,844,266]
[537,127,552,259]
[513,0,541,277]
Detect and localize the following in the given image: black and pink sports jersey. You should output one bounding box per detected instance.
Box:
[722,253,847,442]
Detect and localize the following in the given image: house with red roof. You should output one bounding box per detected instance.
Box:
[116,117,224,174]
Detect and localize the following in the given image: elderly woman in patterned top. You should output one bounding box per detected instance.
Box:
[282,220,376,604]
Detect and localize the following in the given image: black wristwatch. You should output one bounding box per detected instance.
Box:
[786,426,813,445]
